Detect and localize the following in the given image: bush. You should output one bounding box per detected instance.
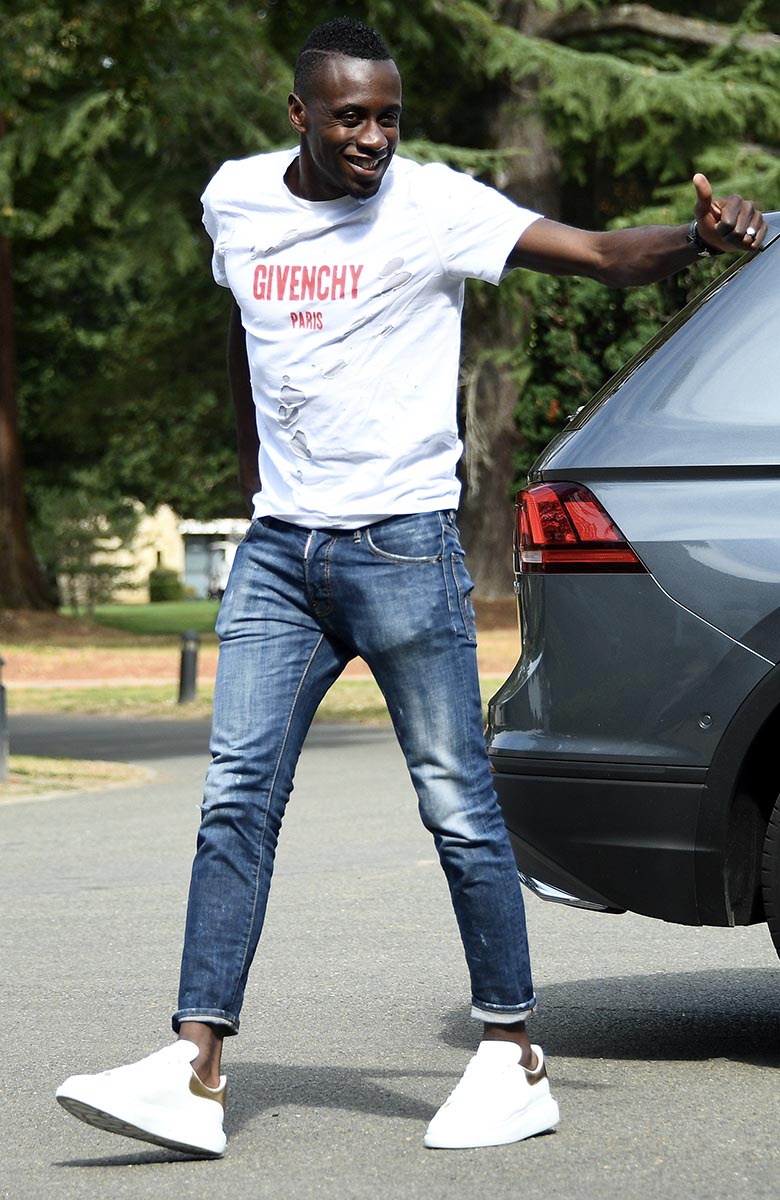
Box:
[148,566,184,602]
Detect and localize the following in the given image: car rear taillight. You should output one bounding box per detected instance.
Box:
[517,482,646,573]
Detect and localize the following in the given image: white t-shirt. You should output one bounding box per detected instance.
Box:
[202,149,540,528]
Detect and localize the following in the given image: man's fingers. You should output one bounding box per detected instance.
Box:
[735,207,767,249]
[713,196,767,250]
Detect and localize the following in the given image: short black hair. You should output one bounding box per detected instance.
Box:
[294,17,393,100]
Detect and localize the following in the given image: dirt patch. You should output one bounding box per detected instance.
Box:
[4,631,519,687]
[3,644,220,686]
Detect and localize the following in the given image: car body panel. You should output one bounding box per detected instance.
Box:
[562,478,780,662]
[486,220,780,930]
[490,574,772,767]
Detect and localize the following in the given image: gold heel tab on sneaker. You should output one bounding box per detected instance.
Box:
[190,1071,227,1110]
[525,1049,548,1086]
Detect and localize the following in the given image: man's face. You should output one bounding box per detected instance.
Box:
[288,55,402,202]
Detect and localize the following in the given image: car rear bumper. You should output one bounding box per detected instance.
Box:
[490,752,708,922]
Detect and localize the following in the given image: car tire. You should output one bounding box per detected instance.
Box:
[761,795,780,959]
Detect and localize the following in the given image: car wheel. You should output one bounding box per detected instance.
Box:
[761,796,780,958]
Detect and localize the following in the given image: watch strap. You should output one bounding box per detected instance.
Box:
[687,219,724,258]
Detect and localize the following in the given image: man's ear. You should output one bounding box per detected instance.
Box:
[288,92,307,135]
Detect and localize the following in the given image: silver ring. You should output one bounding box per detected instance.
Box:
[746,225,757,239]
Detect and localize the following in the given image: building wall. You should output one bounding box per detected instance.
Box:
[111,504,186,604]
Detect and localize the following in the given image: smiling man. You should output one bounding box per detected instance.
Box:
[287,49,401,200]
[56,16,765,1159]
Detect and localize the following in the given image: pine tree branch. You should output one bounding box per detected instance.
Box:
[541,4,780,53]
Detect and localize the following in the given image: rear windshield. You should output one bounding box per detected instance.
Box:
[543,226,780,470]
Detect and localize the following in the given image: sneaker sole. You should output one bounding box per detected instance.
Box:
[423,1095,560,1149]
[56,1094,225,1158]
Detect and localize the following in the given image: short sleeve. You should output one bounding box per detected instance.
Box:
[416,163,541,285]
[201,171,231,289]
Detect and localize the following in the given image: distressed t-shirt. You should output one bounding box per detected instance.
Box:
[202,149,540,528]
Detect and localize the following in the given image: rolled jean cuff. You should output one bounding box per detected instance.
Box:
[470,997,537,1024]
[172,1008,240,1037]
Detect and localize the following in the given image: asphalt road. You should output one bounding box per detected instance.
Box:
[3,715,779,1199]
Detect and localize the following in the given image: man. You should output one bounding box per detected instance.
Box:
[56,16,766,1157]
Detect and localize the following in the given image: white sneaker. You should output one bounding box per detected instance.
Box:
[55,1040,227,1158]
[424,1041,559,1149]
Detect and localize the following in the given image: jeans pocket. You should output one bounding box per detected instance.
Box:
[364,513,444,563]
[450,552,478,643]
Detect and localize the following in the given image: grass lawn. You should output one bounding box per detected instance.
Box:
[0,756,149,800]
[88,600,221,638]
[8,678,391,721]
[8,683,216,717]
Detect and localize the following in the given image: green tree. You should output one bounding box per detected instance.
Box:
[30,468,140,613]
[4,1,780,604]
[0,1,290,606]
[0,154,51,609]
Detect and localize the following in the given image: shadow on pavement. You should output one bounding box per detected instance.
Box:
[440,967,780,1065]
[55,1149,207,1168]
[9,715,395,763]
[225,1060,442,1134]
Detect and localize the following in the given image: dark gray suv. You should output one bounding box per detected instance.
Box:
[486,214,780,958]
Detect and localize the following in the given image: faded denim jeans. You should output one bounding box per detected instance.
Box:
[173,511,536,1034]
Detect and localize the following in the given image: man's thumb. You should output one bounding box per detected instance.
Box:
[693,172,714,212]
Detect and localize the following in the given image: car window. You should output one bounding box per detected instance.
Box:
[541,229,780,471]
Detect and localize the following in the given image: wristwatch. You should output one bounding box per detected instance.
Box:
[687,219,724,258]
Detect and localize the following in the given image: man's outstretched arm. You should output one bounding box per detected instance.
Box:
[227,299,260,509]
[508,173,767,286]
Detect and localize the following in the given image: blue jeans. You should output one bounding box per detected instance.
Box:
[173,512,536,1034]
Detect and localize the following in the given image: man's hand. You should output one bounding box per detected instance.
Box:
[693,172,766,254]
